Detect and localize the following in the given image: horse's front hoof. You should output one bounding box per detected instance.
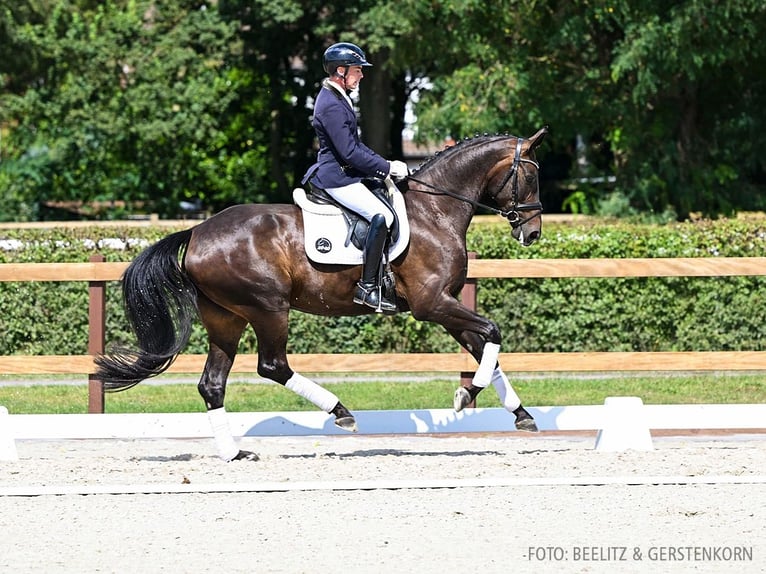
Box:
[512,405,539,432]
[231,450,260,461]
[515,417,539,432]
[453,387,472,412]
[335,416,358,432]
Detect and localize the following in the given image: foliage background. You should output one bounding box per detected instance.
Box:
[1,0,765,221]
[2,219,766,357]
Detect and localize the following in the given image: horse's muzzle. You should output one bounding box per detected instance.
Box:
[512,227,541,246]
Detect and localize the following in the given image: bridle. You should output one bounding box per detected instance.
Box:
[406,137,543,229]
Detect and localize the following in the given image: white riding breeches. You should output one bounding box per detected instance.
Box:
[325,182,395,227]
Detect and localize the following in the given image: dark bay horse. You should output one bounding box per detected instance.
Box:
[95,126,548,460]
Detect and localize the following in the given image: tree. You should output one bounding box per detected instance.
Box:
[218,0,405,201]
[610,0,766,217]
[0,1,255,219]
[388,0,766,219]
[3,0,763,221]
[1,0,411,218]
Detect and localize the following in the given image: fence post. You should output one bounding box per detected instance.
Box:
[88,254,105,414]
[459,252,477,408]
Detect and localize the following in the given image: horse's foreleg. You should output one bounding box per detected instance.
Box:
[446,327,497,410]
[251,312,357,432]
[444,318,538,432]
[451,340,538,431]
[489,368,537,431]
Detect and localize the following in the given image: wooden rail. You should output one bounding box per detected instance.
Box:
[3,256,766,412]
[0,262,129,282]
[4,257,766,282]
[3,351,766,375]
[469,257,766,278]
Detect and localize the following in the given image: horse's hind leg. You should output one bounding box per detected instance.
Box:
[197,298,259,461]
[446,327,537,432]
[250,310,358,432]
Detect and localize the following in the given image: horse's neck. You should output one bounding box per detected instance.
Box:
[403,176,475,242]
[407,144,506,223]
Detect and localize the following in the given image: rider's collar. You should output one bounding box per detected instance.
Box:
[323,78,353,108]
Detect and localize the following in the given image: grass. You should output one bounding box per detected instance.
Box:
[1,373,765,414]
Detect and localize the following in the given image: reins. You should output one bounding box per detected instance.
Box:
[405,137,542,228]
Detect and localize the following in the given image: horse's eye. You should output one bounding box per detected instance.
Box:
[525,174,536,184]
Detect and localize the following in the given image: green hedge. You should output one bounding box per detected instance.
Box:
[2,218,766,356]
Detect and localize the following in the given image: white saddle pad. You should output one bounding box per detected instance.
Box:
[293,184,410,265]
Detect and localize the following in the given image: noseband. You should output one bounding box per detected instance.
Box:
[406,137,542,229]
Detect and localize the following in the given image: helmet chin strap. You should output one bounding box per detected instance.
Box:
[335,66,350,92]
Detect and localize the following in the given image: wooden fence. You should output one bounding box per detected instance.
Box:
[3,256,766,412]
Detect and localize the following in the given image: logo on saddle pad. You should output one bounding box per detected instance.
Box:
[293,186,410,265]
[315,237,332,253]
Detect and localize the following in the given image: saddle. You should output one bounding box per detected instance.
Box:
[293,179,411,265]
[306,179,401,250]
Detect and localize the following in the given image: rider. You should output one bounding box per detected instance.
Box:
[301,42,409,313]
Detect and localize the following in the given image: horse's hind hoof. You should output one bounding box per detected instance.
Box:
[231,450,260,461]
[453,387,472,412]
[335,416,358,433]
[514,416,539,432]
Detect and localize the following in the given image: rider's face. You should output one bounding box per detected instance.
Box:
[343,66,364,90]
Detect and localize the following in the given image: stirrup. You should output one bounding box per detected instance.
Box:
[354,281,397,314]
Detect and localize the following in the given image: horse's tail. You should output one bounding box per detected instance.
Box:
[94,228,197,392]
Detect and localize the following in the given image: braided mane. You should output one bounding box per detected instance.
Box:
[411,133,515,175]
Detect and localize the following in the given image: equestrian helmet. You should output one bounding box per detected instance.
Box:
[322,42,372,74]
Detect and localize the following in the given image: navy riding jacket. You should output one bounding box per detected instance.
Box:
[302,80,390,189]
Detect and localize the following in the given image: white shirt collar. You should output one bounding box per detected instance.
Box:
[323,78,354,108]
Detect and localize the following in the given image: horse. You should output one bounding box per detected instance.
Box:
[95,126,549,461]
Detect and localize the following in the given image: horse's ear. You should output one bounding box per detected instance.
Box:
[528,125,549,149]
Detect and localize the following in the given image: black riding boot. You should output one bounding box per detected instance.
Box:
[353,214,397,313]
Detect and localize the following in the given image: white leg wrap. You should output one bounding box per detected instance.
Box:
[207,407,240,462]
[473,342,501,388]
[286,372,339,412]
[491,368,521,412]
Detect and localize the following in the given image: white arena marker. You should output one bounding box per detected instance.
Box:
[0,406,18,461]
[594,396,654,452]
